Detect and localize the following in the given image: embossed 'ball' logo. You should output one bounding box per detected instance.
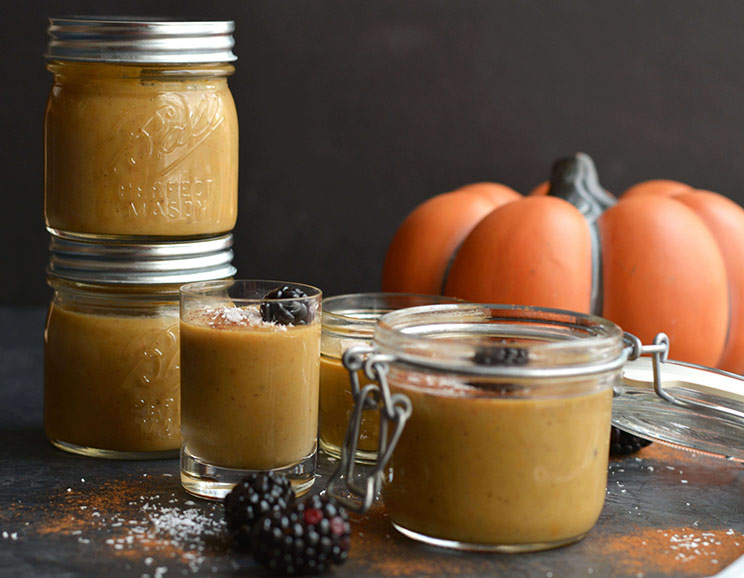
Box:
[123,325,180,439]
[112,94,224,177]
[110,93,225,221]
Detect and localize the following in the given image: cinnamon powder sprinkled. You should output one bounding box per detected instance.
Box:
[4,443,741,577]
[598,527,744,577]
[349,505,460,577]
[24,474,229,573]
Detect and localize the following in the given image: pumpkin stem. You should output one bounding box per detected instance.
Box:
[547,153,615,223]
[547,152,613,316]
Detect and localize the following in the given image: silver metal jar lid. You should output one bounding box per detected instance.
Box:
[46,16,237,64]
[47,234,236,285]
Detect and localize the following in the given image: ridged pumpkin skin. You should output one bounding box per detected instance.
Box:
[382,158,740,370]
[444,196,593,312]
[619,180,744,373]
[381,183,520,295]
[599,195,728,368]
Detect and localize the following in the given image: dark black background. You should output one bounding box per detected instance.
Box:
[4,1,744,306]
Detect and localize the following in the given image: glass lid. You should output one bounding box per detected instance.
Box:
[615,356,744,462]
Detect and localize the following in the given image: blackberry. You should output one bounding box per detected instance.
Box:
[261,285,313,325]
[224,472,295,551]
[473,345,528,366]
[610,426,652,456]
[252,494,351,576]
[466,381,521,395]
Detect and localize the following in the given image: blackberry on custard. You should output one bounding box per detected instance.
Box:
[473,345,528,366]
[261,285,313,325]
[224,472,295,551]
[252,494,351,576]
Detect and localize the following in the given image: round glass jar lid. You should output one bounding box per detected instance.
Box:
[47,234,236,285]
[616,357,744,462]
[46,16,237,63]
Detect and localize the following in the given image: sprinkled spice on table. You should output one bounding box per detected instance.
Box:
[1,446,742,578]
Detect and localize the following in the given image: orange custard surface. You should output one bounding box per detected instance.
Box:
[319,355,378,458]
[383,373,612,547]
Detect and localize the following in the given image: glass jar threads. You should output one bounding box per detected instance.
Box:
[44,235,236,459]
[330,303,625,552]
[320,293,461,463]
[44,17,239,239]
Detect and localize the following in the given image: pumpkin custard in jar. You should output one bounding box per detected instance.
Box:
[43,235,236,458]
[44,17,238,239]
[329,304,622,552]
[320,293,460,463]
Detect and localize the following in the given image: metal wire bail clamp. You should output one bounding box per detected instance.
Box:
[326,345,412,513]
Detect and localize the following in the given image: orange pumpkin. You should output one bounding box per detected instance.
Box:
[618,180,744,373]
[380,182,521,295]
[381,154,744,372]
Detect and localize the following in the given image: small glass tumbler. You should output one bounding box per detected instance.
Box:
[179,280,322,499]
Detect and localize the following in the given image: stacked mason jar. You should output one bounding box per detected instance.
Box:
[42,17,239,459]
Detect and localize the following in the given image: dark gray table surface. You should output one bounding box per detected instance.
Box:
[1,307,743,578]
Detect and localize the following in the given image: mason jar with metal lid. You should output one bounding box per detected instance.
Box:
[328,303,744,552]
[44,17,239,239]
[44,235,236,459]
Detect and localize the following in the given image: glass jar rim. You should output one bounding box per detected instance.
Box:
[322,292,463,339]
[180,279,322,303]
[374,303,626,379]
